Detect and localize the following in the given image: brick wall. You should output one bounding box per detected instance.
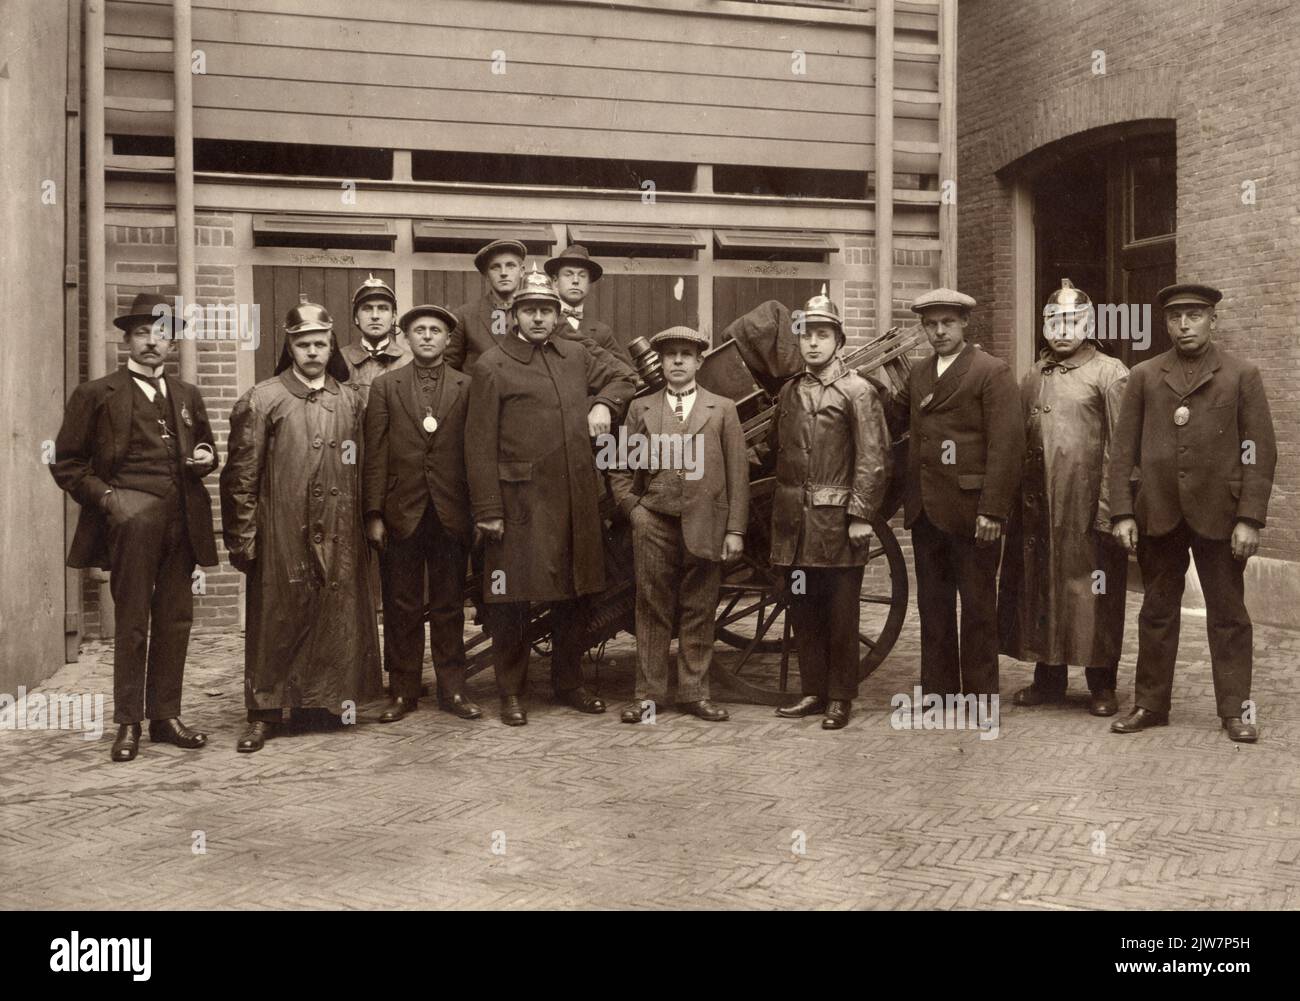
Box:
[78,213,243,638]
[957,0,1300,563]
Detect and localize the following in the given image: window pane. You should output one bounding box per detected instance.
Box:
[1129,152,1176,241]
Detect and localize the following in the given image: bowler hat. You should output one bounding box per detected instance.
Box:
[544,244,603,283]
[114,292,186,333]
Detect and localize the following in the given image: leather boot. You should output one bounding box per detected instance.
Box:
[111,723,141,762]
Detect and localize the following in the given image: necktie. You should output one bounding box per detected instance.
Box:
[562,306,582,331]
[668,386,694,420]
[131,371,162,396]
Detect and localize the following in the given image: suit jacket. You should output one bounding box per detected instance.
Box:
[1105,344,1276,540]
[448,294,513,373]
[560,314,633,368]
[51,368,220,569]
[363,362,472,544]
[894,343,1024,536]
[608,386,749,561]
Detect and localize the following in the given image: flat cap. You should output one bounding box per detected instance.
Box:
[650,326,710,351]
[910,287,977,314]
[473,239,528,274]
[398,304,458,333]
[1157,283,1222,309]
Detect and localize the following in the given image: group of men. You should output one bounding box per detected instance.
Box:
[51,231,1278,758]
[893,280,1276,744]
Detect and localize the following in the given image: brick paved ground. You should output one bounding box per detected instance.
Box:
[2,591,1298,910]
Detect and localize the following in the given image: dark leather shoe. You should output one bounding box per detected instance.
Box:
[237,720,275,752]
[557,687,606,714]
[776,695,825,719]
[1088,689,1119,717]
[1013,684,1067,707]
[148,717,207,748]
[1222,717,1258,743]
[111,723,141,762]
[500,696,527,727]
[378,696,417,723]
[1110,707,1168,733]
[678,699,729,721]
[621,700,655,724]
[438,693,483,720]
[822,700,851,730]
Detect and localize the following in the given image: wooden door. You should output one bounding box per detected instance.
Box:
[252,266,396,382]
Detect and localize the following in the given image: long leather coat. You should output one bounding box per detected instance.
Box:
[998,344,1130,667]
[220,370,382,712]
[770,358,892,567]
[466,334,634,603]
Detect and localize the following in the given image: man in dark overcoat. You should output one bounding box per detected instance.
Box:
[893,288,1024,700]
[51,292,220,761]
[465,268,634,725]
[1107,283,1276,743]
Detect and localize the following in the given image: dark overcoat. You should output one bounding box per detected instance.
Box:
[465,334,634,603]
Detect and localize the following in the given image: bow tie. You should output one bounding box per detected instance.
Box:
[667,387,696,399]
[561,305,583,318]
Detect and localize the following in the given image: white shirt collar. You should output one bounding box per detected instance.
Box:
[127,358,165,379]
[292,366,326,391]
[666,380,697,396]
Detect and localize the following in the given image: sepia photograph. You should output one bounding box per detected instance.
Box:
[0,0,1295,962]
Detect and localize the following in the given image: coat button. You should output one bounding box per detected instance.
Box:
[312,438,323,449]
[314,487,323,497]
[330,487,340,496]
[332,535,340,543]
[1043,405,1052,413]
[329,440,338,447]
[313,533,323,543]
[331,581,339,590]
[1030,407,1039,414]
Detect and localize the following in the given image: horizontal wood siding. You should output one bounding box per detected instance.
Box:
[106,0,941,173]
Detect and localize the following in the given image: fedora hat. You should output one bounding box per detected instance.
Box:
[544,244,603,283]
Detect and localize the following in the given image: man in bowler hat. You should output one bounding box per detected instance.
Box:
[544,243,634,368]
[51,292,220,761]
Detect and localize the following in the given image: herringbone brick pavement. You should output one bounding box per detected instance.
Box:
[1,593,1297,910]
